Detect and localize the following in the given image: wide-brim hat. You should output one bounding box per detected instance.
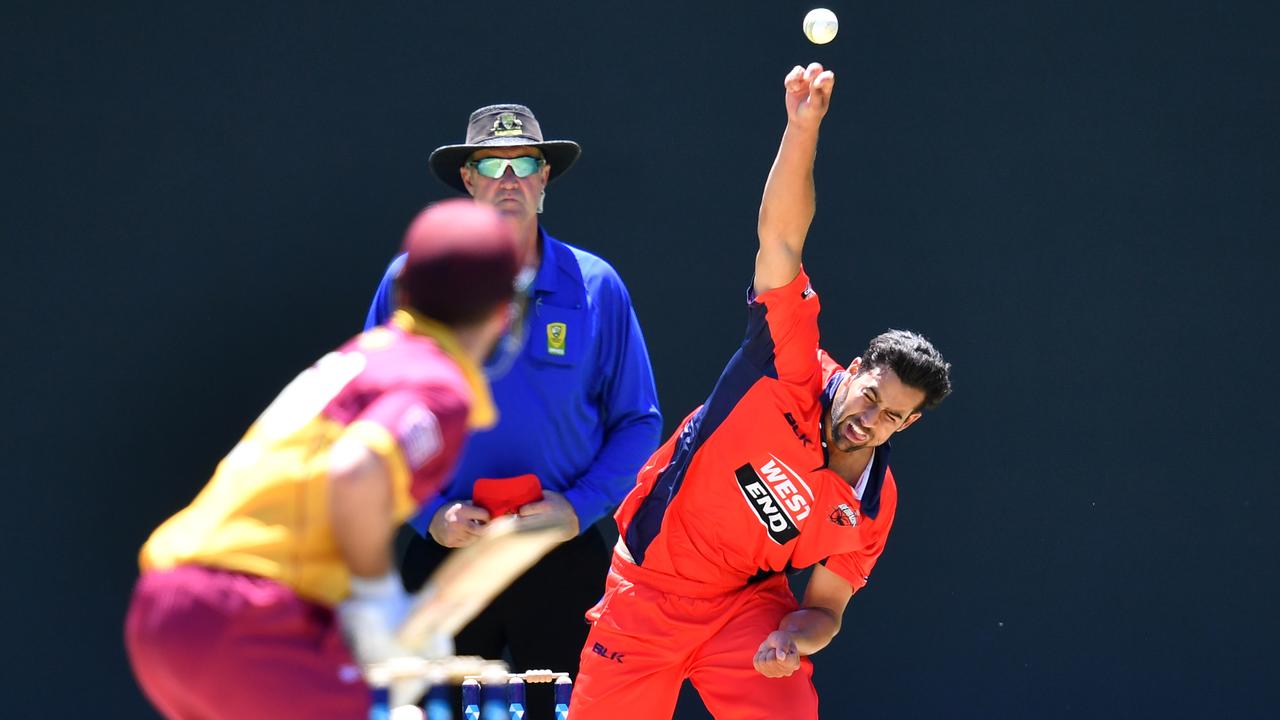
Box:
[429,104,582,194]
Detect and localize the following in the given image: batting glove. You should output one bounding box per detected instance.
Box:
[337,572,412,667]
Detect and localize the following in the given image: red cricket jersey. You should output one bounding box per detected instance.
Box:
[616,269,897,593]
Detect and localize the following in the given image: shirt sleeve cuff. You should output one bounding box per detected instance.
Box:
[749,266,810,306]
[820,557,869,594]
[409,495,447,536]
[562,485,608,536]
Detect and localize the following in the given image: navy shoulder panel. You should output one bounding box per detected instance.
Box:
[624,342,769,563]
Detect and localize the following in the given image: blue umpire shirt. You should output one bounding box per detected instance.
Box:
[365,226,662,535]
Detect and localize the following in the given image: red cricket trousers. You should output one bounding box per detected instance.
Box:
[569,555,819,720]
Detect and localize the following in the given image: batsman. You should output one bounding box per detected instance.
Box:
[124,200,522,719]
[569,63,953,719]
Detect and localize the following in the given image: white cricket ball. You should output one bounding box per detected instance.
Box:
[803,8,839,45]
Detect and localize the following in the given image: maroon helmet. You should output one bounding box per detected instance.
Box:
[399,199,522,325]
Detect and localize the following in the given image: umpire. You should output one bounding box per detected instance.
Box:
[364,104,662,718]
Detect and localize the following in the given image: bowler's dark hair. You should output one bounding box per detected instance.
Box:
[857,329,952,412]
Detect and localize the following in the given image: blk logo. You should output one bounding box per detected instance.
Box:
[783,412,812,447]
[592,642,624,663]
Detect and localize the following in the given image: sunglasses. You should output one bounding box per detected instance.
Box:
[466,156,546,179]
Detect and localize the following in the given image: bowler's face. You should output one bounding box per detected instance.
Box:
[460,146,550,223]
[827,362,924,453]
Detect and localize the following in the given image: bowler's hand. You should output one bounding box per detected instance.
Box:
[784,63,835,128]
[517,490,580,536]
[428,501,491,548]
[753,630,802,678]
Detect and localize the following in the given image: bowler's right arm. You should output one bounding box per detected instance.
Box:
[755,63,835,296]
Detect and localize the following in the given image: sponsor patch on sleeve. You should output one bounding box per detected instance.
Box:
[396,403,442,470]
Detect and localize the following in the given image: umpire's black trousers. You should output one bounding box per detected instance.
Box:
[398,522,611,720]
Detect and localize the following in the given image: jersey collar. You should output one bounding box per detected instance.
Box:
[389,308,498,430]
[819,371,843,468]
[529,227,585,302]
[819,369,892,520]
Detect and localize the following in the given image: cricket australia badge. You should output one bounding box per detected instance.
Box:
[492,112,524,137]
[546,322,567,356]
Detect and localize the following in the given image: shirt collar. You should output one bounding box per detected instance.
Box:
[861,441,891,519]
[819,369,892,519]
[530,226,558,294]
[819,371,845,468]
[389,308,498,430]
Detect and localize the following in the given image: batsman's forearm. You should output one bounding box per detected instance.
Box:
[758,122,821,256]
[778,606,841,656]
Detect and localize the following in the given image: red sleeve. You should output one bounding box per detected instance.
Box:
[821,477,898,593]
[744,268,821,387]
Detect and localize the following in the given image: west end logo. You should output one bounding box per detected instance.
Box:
[546,322,567,356]
[492,112,524,137]
[734,455,814,545]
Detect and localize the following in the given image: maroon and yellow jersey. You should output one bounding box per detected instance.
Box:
[616,269,897,593]
[139,310,494,606]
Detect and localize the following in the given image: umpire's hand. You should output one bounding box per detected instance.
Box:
[517,490,580,537]
[428,501,491,548]
[753,630,802,678]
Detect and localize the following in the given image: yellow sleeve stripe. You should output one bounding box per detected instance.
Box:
[342,420,416,520]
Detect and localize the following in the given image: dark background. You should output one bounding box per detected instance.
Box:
[6,1,1278,717]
